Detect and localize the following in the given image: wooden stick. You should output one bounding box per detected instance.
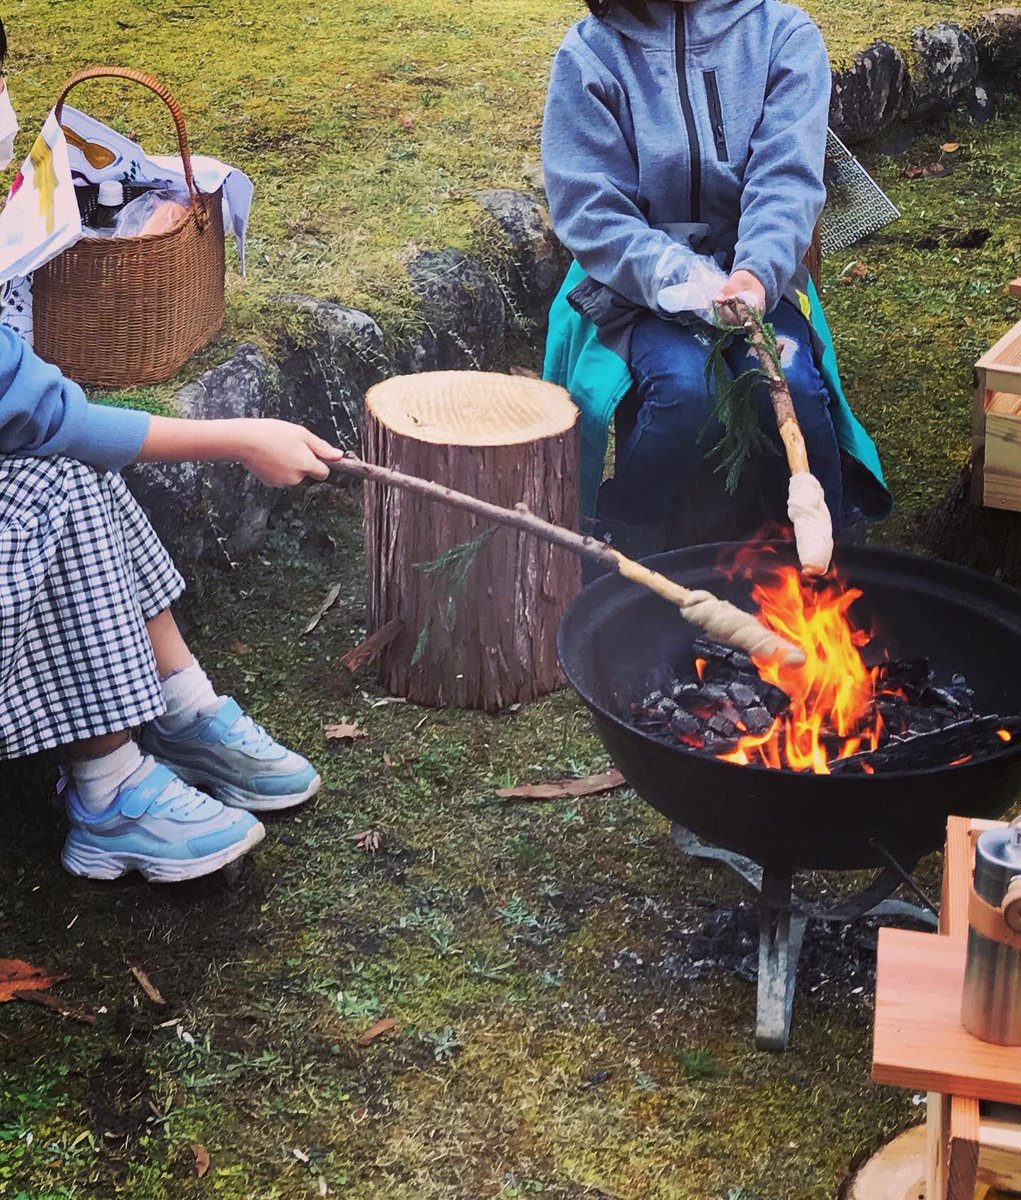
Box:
[331,452,806,667]
[717,298,811,476]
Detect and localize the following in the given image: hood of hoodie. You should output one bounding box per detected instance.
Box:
[602,0,766,49]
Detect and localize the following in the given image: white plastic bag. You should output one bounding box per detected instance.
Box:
[113,187,191,238]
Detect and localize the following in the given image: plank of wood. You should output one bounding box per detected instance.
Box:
[976,320,1021,385]
[1008,277,1021,300]
[979,1117,1021,1192]
[874,929,1021,1105]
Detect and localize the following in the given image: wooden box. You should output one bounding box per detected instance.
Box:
[973,318,1021,511]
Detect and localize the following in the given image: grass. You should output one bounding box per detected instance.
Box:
[4,0,999,350]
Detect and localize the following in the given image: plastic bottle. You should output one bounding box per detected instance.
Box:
[92,180,125,232]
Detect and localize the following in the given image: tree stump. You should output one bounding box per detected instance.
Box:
[363,370,581,711]
[924,463,1021,588]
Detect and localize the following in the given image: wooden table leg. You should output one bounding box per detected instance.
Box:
[947,1096,981,1200]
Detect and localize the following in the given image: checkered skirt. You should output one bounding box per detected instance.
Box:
[0,456,184,758]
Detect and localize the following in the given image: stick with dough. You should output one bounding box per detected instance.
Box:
[716,298,834,577]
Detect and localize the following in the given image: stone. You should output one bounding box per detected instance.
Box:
[966,80,997,123]
[275,295,390,450]
[972,7,1021,77]
[829,42,909,144]
[904,23,978,117]
[397,247,506,374]
[475,188,570,328]
[125,344,278,568]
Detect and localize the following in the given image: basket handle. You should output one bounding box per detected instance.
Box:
[53,67,210,230]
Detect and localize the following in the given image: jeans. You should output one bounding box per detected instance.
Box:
[605,301,844,533]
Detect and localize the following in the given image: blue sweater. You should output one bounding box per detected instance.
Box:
[541,0,831,314]
[0,324,150,471]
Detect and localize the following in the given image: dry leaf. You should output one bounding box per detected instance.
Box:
[302,583,343,636]
[127,962,166,1006]
[13,988,95,1025]
[903,160,954,179]
[192,1143,211,1179]
[348,829,384,853]
[383,752,395,768]
[356,1016,399,1047]
[324,722,366,742]
[230,642,251,656]
[941,141,961,152]
[0,959,65,1002]
[496,769,626,801]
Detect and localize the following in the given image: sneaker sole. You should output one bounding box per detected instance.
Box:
[61,821,266,883]
[168,765,323,813]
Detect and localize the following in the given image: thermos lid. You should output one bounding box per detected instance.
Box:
[977,824,1021,873]
[98,180,124,206]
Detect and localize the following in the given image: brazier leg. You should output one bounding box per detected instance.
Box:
[756,865,807,1052]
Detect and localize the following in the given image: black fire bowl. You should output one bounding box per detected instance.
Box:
[558,542,1021,872]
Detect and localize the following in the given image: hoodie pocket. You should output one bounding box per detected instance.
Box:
[702,70,729,163]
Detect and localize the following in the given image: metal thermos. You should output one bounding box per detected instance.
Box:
[961,821,1021,1044]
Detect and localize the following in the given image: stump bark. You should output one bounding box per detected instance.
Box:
[363,370,581,711]
[924,463,1021,588]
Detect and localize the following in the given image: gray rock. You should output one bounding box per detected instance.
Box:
[829,42,909,143]
[973,7,1021,77]
[125,344,278,568]
[475,188,570,327]
[904,23,978,116]
[275,295,390,450]
[398,248,506,373]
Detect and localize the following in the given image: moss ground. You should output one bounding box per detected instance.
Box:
[5,0,997,348]
[3,16,1021,1200]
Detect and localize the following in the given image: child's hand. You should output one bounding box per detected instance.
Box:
[235,419,345,487]
[714,271,767,323]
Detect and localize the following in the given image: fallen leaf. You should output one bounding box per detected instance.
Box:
[13,988,95,1025]
[348,829,384,853]
[302,582,343,637]
[0,959,64,1002]
[383,752,395,768]
[941,141,961,152]
[230,642,251,656]
[324,722,366,742]
[127,962,166,1006]
[902,160,954,179]
[191,1143,210,1179]
[496,769,626,801]
[356,1016,399,1047]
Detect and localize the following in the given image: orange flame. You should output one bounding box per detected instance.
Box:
[998,729,1013,743]
[719,566,883,774]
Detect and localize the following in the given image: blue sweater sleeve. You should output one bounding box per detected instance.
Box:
[731,18,831,312]
[542,40,687,311]
[0,325,150,471]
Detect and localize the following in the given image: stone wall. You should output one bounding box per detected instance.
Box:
[127,10,1021,568]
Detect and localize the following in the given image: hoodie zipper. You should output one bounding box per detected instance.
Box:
[673,6,701,223]
[702,69,729,162]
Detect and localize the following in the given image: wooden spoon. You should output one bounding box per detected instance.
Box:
[61,124,118,170]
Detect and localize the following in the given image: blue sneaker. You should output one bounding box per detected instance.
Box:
[139,698,322,813]
[62,762,265,883]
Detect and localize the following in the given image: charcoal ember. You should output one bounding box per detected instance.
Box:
[918,683,974,715]
[874,658,933,700]
[699,730,741,755]
[691,638,755,675]
[741,705,774,735]
[727,682,761,709]
[759,680,791,717]
[640,689,666,708]
[877,699,956,736]
[830,714,1021,774]
[671,681,703,703]
[708,711,739,739]
[669,710,702,743]
[654,697,678,718]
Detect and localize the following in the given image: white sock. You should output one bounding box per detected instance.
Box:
[159,658,222,730]
[71,739,153,814]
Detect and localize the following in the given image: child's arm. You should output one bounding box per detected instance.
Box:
[727,18,831,313]
[542,40,690,312]
[135,416,343,486]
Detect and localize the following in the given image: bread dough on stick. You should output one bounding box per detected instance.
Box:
[787,471,833,577]
[679,590,806,666]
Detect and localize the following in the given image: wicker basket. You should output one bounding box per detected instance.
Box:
[33,67,226,388]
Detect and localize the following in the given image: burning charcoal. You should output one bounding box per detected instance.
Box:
[655,698,678,718]
[692,638,755,675]
[708,712,739,739]
[741,705,773,735]
[671,681,703,703]
[641,689,665,708]
[727,682,760,710]
[874,659,933,700]
[917,684,973,715]
[759,680,791,717]
[669,710,702,743]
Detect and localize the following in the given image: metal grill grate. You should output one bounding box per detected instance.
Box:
[819,128,900,256]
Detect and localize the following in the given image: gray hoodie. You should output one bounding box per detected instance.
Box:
[541,0,830,315]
